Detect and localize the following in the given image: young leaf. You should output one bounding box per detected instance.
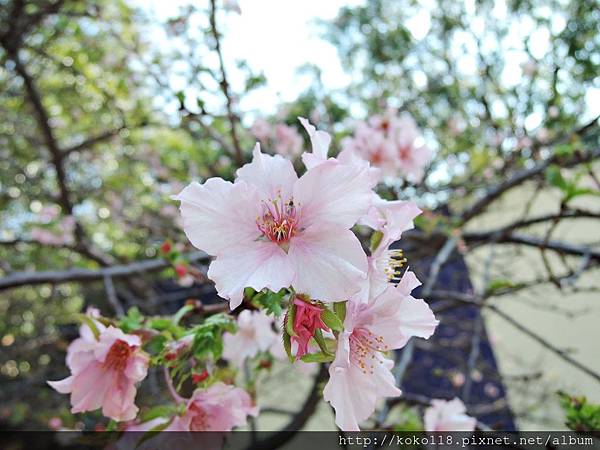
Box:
[282,331,293,363]
[334,301,347,324]
[285,302,296,336]
[312,328,332,355]
[321,308,343,332]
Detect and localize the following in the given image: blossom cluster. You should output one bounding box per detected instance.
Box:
[174,117,439,430]
[342,108,432,182]
[48,116,460,434]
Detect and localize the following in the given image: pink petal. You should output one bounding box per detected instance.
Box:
[288,225,367,302]
[125,352,150,382]
[47,376,73,394]
[70,363,112,414]
[364,283,438,349]
[102,373,139,422]
[372,354,402,397]
[174,178,261,256]
[323,362,377,431]
[208,240,295,309]
[236,143,298,201]
[294,160,373,229]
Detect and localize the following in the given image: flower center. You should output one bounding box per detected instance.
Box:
[256,196,299,246]
[189,403,210,431]
[349,328,388,375]
[104,339,134,371]
[398,145,411,161]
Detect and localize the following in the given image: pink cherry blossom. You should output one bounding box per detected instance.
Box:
[290,297,329,360]
[424,398,477,432]
[251,118,303,158]
[273,124,303,157]
[222,309,279,366]
[48,325,149,422]
[168,382,258,431]
[342,109,432,182]
[250,117,272,142]
[174,140,372,308]
[350,196,422,304]
[323,271,438,431]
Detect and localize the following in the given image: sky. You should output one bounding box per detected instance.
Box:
[133,0,599,122]
[135,0,365,115]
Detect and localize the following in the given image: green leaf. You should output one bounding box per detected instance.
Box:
[118,307,143,333]
[282,331,293,363]
[545,165,568,191]
[312,328,332,355]
[285,302,296,336]
[140,404,178,422]
[321,308,343,332]
[253,289,287,316]
[148,318,173,331]
[301,352,335,363]
[486,279,515,293]
[334,301,346,324]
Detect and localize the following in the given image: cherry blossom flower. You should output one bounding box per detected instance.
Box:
[323,271,438,431]
[342,109,432,182]
[290,297,329,360]
[222,309,279,366]
[48,325,149,422]
[174,141,372,309]
[424,398,477,432]
[250,117,271,142]
[251,118,303,158]
[273,124,303,157]
[168,382,258,431]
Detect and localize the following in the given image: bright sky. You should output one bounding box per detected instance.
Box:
[136,0,365,115]
[134,0,599,121]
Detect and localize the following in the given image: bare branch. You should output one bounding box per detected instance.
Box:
[208,0,244,165]
[0,251,209,291]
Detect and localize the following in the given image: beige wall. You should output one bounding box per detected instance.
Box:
[465,181,600,429]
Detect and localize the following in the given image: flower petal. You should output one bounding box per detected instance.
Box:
[236,143,298,200]
[174,178,261,256]
[294,160,373,229]
[298,117,331,169]
[208,241,295,309]
[47,376,74,394]
[323,362,377,431]
[288,225,367,302]
[364,281,438,349]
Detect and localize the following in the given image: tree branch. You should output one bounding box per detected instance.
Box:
[208,0,244,165]
[0,251,209,291]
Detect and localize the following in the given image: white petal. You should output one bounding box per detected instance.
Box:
[288,225,367,302]
[208,240,295,309]
[174,178,261,256]
[236,143,298,200]
[298,117,331,169]
[294,160,373,229]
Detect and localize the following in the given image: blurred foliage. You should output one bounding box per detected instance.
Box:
[559,391,600,432]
